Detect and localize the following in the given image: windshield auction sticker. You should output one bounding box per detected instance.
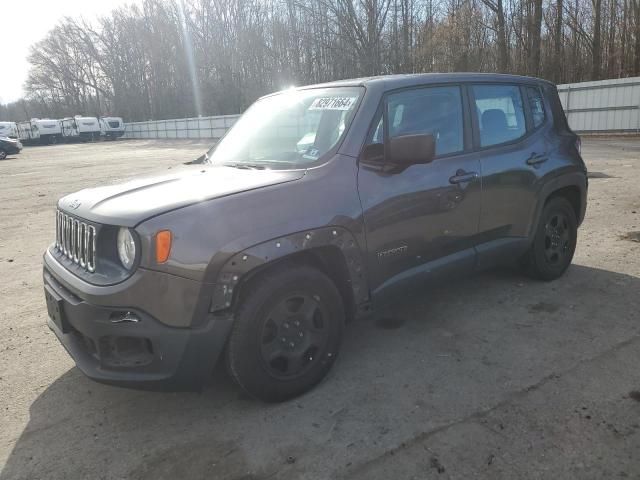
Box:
[309,97,357,111]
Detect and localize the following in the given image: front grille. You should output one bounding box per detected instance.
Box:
[55,210,96,272]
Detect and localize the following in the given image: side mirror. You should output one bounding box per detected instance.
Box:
[360,142,385,164]
[388,133,435,165]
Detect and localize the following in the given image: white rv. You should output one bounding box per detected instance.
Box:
[31,118,62,144]
[100,116,125,139]
[76,116,101,141]
[0,122,18,139]
[61,116,101,142]
[17,121,37,142]
[60,117,79,141]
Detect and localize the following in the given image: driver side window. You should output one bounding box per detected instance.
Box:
[388,86,464,156]
[366,86,464,158]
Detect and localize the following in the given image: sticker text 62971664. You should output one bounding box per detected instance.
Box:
[309,97,357,111]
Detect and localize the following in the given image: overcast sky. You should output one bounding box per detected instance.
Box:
[0,0,138,104]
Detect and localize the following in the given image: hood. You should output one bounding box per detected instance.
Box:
[58,165,306,227]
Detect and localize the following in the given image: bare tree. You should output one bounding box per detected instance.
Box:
[0,0,637,123]
[481,0,510,71]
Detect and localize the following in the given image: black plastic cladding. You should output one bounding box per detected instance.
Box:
[210,227,369,312]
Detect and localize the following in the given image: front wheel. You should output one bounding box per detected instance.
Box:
[521,197,577,280]
[226,264,344,402]
[0,150,6,160]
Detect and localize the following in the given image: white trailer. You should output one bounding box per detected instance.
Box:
[17,121,37,142]
[0,122,18,139]
[100,116,125,139]
[61,117,79,141]
[61,116,101,142]
[32,118,62,144]
[76,116,101,141]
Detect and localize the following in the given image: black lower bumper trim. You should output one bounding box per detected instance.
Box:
[44,266,234,392]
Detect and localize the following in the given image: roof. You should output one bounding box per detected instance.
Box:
[296,72,554,91]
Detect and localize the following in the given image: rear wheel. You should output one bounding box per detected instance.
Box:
[0,150,6,160]
[226,264,344,402]
[521,197,577,280]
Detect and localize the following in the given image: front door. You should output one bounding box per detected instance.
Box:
[357,85,482,302]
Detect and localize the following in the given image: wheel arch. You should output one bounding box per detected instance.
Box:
[545,184,581,222]
[210,227,370,321]
[530,172,587,238]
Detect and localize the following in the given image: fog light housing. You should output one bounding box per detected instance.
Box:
[100,335,154,367]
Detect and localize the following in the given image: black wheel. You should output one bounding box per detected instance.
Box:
[522,197,577,280]
[226,263,344,402]
[0,150,6,160]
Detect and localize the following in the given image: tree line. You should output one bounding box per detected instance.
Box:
[1,0,638,122]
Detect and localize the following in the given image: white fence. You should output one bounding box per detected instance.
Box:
[557,76,640,134]
[123,114,240,140]
[122,77,640,139]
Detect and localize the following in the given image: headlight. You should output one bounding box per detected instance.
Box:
[117,227,136,269]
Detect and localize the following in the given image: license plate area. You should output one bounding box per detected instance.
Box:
[45,286,69,333]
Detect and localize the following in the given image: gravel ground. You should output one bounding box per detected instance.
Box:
[0,138,639,480]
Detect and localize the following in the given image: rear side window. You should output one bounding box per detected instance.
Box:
[387,86,464,156]
[472,84,526,147]
[526,86,546,128]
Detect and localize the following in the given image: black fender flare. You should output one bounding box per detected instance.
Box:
[210,226,369,312]
[529,170,587,238]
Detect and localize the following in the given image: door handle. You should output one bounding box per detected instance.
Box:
[449,170,478,184]
[526,152,548,166]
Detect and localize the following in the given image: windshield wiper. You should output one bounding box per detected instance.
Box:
[184,152,210,165]
[223,163,267,170]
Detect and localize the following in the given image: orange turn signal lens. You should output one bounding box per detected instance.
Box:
[155,230,172,263]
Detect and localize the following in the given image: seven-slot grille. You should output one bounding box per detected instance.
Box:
[55,210,96,272]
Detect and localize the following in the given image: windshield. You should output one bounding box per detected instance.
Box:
[208,87,363,168]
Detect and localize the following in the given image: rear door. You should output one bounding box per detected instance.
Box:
[357,84,482,299]
[468,83,551,265]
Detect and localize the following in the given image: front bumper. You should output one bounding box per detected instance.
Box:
[105,131,125,138]
[78,132,99,139]
[43,255,234,391]
[2,143,21,154]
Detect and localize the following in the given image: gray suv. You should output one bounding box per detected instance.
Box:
[43,74,587,402]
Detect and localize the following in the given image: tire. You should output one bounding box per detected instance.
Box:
[0,150,6,160]
[226,263,345,402]
[521,197,577,281]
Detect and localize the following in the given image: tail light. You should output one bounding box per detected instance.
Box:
[575,136,582,154]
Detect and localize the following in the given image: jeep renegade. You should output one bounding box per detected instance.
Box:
[43,74,587,402]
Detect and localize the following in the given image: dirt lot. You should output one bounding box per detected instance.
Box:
[0,138,639,480]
